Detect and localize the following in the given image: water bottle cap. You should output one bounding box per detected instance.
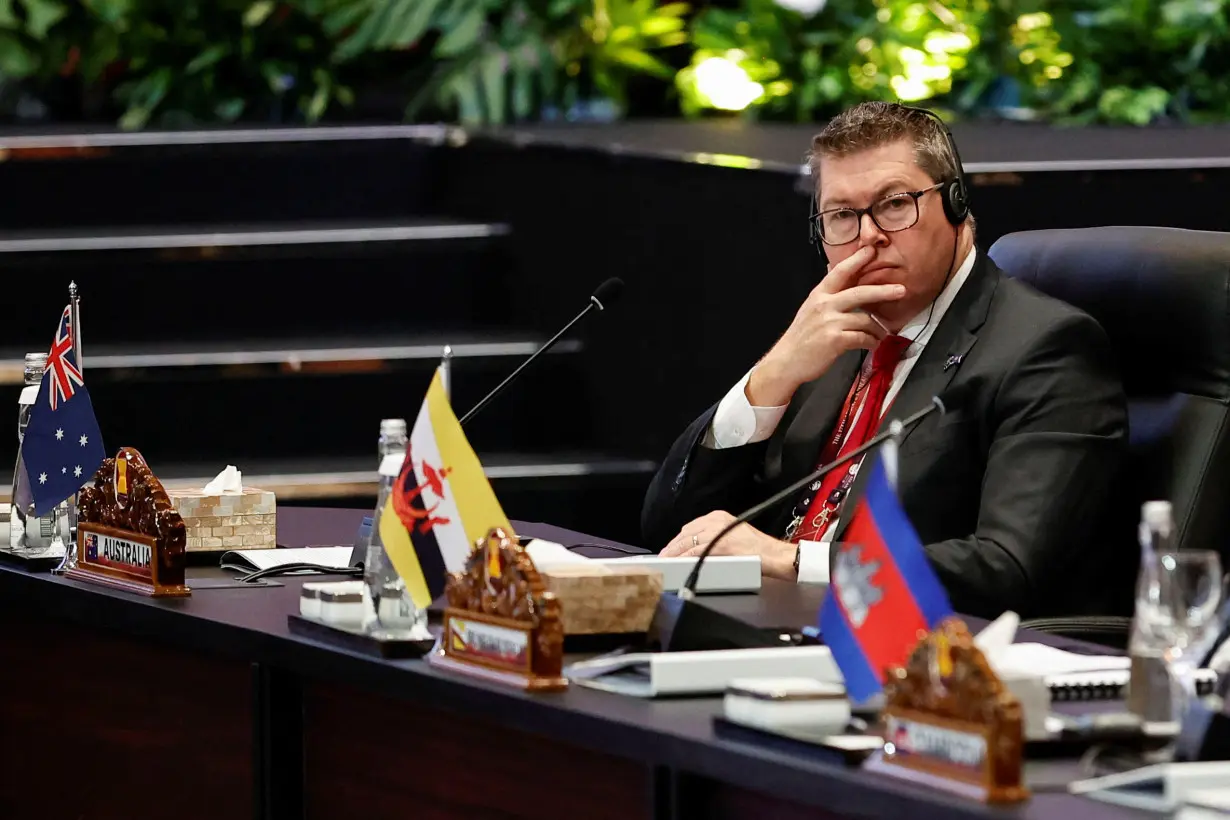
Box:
[23,352,47,384]
[379,418,407,437]
[1142,500,1173,528]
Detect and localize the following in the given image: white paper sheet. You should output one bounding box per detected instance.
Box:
[987,642,1130,676]
[220,546,353,572]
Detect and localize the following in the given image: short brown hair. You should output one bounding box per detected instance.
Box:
[807,101,963,204]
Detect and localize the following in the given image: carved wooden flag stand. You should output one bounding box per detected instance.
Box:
[427,527,567,691]
[867,617,1029,803]
[66,447,190,598]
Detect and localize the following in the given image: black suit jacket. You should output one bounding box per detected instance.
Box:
[641,253,1129,619]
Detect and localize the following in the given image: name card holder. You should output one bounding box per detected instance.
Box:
[866,617,1028,804]
[65,448,190,598]
[427,527,566,691]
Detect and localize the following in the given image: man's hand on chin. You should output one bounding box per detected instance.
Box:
[659,511,796,581]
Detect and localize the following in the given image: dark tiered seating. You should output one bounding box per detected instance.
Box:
[0,127,654,544]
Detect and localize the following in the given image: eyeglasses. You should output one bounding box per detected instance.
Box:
[811,182,945,246]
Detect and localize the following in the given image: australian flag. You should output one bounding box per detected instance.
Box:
[20,305,106,516]
[818,456,954,704]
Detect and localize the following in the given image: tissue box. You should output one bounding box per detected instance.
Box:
[541,564,663,635]
[168,487,277,553]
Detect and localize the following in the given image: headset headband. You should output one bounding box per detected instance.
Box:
[899,104,969,224]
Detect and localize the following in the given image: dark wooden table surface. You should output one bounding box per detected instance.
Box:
[0,508,1155,820]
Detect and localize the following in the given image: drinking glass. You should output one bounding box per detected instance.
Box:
[1135,549,1225,720]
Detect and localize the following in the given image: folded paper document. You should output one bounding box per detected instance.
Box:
[565,645,839,697]
[220,546,353,574]
[1070,761,1230,813]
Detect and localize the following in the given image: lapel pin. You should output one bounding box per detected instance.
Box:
[943,354,964,372]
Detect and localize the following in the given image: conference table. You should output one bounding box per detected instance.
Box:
[0,507,1155,820]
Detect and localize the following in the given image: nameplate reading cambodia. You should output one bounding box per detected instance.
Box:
[428,527,566,691]
[871,617,1028,803]
[66,447,190,598]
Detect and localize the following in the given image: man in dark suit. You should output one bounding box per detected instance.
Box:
[643,102,1127,619]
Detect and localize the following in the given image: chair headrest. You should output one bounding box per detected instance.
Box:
[989,227,1230,399]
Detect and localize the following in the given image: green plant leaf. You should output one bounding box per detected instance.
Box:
[243,0,275,27]
[547,0,579,18]
[432,0,468,29]
[79,25,121,80]
[214,97,246,120]
[333,0,394,60]
[21,0,67,38]
[305,83,330,120]
[640,16,685,37]
[120,66,172,120]
[607,47,671,77]
[85,0,134,25]
[377,0,443,49]
[118,107,151,130]
[373,0,413,47]
[450,73,483,124]
[186,43,230,74]
[0,30,35,75]
[537,39,558,100]
[480,50,506,123]
[1098,84,1170,124]
[512,63,533,119]
[435,7,484,57]
[322,2,369,37]
[260,60,294,91]
[0,0,18,27]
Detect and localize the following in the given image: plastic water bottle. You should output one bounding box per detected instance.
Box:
[9,352,64,553]
[362,419,426,639]
[1127,500,1176,724]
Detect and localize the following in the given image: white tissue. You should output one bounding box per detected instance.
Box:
[974,610,1020,654]
[525,539,597,572]
[974,611,1128,675]
[203,465,243,495]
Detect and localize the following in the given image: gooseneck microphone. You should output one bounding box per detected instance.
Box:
[458,277,625,426]
[648,386,965,653]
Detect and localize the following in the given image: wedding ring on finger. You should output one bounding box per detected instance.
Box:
[691,534,700,548]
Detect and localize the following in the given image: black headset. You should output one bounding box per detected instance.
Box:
[807,103,970,254]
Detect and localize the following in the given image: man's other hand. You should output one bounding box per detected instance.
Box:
[660,511,797,580]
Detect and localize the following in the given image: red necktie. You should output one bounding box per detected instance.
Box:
[789,334,911,543]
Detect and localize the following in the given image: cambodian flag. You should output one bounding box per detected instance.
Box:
[818,456,953,704]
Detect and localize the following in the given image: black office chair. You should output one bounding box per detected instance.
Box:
[988,226,1230,648]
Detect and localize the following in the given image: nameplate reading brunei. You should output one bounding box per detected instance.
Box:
[428,527,566,691]
[870,617,1028,804]
[67,447,190,598]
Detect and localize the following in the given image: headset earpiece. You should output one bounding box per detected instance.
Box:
[942,178,969,225]
[903,105,970,226]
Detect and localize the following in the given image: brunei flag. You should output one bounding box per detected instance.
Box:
[379,369,513,609]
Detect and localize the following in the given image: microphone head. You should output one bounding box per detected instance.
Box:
[591,277,625,310]
[934,383,970,415]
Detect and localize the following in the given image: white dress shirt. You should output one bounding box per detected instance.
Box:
[702,247,978,583]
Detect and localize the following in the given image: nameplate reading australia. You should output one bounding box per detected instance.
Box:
[66,447,190,598]
[427,527,566,691]
[869,617,1028,803]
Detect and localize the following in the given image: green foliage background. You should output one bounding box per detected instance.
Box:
[0,0,1226,128]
